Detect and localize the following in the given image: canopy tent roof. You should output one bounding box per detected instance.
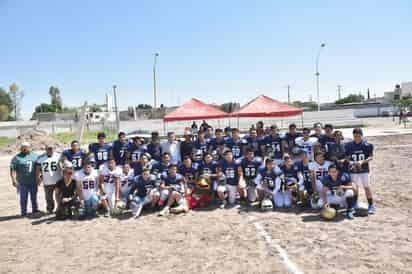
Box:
[231,95,303,118]
[163,98,229,122]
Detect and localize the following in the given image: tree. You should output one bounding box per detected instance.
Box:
[335,94,364,105]
[291,100,318,111]
[89,104,102,112]
[136,104,152,110]
[393,98,412,110]
[49,86,62,112]
[0,105,9,121]
[9,83,24,120]
[0,87,12,120]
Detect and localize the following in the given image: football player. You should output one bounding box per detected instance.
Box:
[319,124,336,155]
[127,136,147,169]
[133,153,152,177]
[263,125,283,165]
[147,132,162,162]
[209,128,226,161]
[277,155,304,207]
[62,140,86,171]
[35,145,63,213]
[320,164,355,219]
[344,128,375,214]
[310,122,323,138]
[178,156,199,187]
[111,131,130,167]
[88,132,113,169]
[295,127,318,161]
[158,164,188,216]
[244,128,264,159]
[238,148,262,203]
[281,123,302,155]
[326,130,347,170]
[151,152,171,178]
[225,128,247,160]
[119,163,135,203]
[192,131,209,163]
[295,151,315,206]
[215,149,243,208]
[256,158,281,207]
[309,151,333,195]
[74,161,100,217]
[129,168,159,218]
[98,158,122,217]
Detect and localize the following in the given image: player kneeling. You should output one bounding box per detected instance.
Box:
[319,164,355,220]
[158,165,189,216]
[129,168,160,218]
[98,158,122,217]
[74,161,100,218]
[256,158,281,211]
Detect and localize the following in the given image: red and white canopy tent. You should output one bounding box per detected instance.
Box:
[163,98,229,133]
[231,95,303,128]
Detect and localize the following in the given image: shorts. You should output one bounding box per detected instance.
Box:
[274,191,292,208]
[101,191,116,209]
[217,184,238,204]
[246,186,257,202]
[318,189,354,208]
[350,173,369,187]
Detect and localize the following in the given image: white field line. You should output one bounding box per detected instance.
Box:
[253,221,304,274]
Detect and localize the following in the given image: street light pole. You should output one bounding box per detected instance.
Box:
[113,85,120,132]
[315,43,326,111]
[153,53,159,109]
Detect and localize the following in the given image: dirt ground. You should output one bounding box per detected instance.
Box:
[0,134,411,274]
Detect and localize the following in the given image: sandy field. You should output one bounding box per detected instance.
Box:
[0,134,411,274]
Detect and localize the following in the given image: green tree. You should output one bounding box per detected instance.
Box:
[89,104,102,112]
[335,94,364,105]
[393,98,412,109]
[0,87,13,120]
[0,105,9,121]
[49,86,62,111]
[9,83,24,120]
[137,104,152,110]
[291,100,318,111]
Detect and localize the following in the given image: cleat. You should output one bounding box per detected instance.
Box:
[368,204,376,214]
[346,211,354,220]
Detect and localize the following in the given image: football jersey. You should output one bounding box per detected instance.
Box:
[178,164,198,183]
[36,152,62,186]
[10,152,38,186]
[240,158,262,180]
[209,137,225,151]
[244,136,264,156]
[120,169,135,195]
[309,160,333,182]
[63,149,86,171]
[147,143,162,162]
[131,175,158,198]
[283,132,302,153]
[128,143,148,162]
[112,140,130,166]
[98,164,122,194]
[319,134,336,153]
[295,137,318,161]
[264,134,283,160]
[218,159,240,186]
[88,143,112,168]
[344,140,374,173]
[257,167,279,190]
[225,138,247,159]
[74,169,99,201]
[198,160,217,177]
[192,139,209,162]
[296,160,312,185]
[279,163,300,181]
[322,172,351,190]
[151,162,170,176]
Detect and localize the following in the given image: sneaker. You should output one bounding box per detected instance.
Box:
[368,204,376,214]
[352,201,360,209]
[159,206,170,216]
[219,201,226,209]
[346,210,354,220]
[103,211,110,218]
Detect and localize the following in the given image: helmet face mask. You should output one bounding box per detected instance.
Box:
[261,198,273,211]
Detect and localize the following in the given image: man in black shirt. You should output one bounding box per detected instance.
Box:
[55,162,79,220]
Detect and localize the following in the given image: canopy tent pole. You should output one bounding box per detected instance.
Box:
[163,121,167,136]
[237,115,239,130]
[301,112,304,129]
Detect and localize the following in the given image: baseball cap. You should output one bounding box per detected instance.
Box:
[63,161,73,169]
[21,142,30,148]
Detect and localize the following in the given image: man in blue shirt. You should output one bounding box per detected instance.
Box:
[88,132,113,169]
[111,131,130,166]
[158,164,188,216]
[345,128,375,214]
[62,140,86,171]
[216,149,242,208]
[10,142,39,217]
[129,168,159,218]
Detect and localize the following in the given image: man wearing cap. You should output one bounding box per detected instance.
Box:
[160,132,181,164]
[36,145,63,214]
[55,161,79,220]
[10,142,39,217]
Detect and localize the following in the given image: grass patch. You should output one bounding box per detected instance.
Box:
[0,136,15,149]
[51,131,117,146]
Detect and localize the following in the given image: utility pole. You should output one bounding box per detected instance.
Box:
[337,85,342,100]
[153,53,159,109]
[315,43,326,111]
[113,85,120,132]
[287,85,291,104]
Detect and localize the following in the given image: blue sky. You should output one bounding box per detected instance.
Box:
[1,0,411,118]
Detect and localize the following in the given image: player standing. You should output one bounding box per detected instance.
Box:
[62,140,86,171]
[88,132,113,169]
[111,132,130,167]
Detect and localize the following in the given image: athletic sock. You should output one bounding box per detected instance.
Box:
[346,197,354,211]
[353,195,358,206]
[367,198,373,206]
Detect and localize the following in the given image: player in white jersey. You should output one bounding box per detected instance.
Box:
[309,152,333,194]
[74,161,100,217]
[98,158,121,216]
[295,128,318,162]
[35,145,63,213]
[119,163,135,202]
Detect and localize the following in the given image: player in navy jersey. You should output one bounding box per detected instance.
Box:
[127,136,147,168]
[244,128,264,158]
[198,153,217,178]
[132,153,152,176]
[192,131,209,163]
[208,128,226,161]
[146,132,162,162]
[225,128,247,160]
[319,124,336,157]
[344,128,375,214]
[158,164,188,216]
[215,149,243,208]
[278,155,304,207]
[295,152,315,203]
[88,132,113,169]
[111,132,130,166]
[256,158,281,206]
[281,123,302,155]
[310,122,323,138]
[326,130,347,171]
[128,168,160,218]
[178,156,198,186]
[62,140,86,171]
[151,152,171,178]
[320,164,355,219]
[239,148,262,202]
[264,125,284,165]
